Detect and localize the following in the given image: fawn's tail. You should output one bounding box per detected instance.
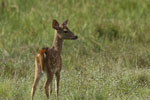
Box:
[38,47,48,72]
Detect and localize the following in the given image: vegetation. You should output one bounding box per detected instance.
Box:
[0,0,150,100]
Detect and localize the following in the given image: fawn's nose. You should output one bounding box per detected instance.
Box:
[75,35,78,38]
[74,36,78,39]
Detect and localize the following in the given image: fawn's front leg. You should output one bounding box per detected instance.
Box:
[49,80,53,98]
[44,73,53,100]
[55,72,60,100]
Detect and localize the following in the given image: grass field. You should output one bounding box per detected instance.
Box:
[0,0,150,100]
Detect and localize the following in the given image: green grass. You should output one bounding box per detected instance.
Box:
[0,0,150,100]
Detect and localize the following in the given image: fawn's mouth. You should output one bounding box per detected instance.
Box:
[71,36,78,40]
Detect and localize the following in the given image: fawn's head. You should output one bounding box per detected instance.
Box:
[52,19,78,40]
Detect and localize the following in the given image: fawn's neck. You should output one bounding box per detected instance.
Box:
[52,30,63,53]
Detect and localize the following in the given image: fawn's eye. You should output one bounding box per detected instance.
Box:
[64,31,68,33]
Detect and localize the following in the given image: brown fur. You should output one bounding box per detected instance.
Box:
[31,19,78,100]
[37,47,48,72]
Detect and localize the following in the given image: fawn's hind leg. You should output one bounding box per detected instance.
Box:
[31,57,43,100]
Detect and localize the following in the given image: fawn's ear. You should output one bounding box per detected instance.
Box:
[62,19,68,27]
[52,19,59,30]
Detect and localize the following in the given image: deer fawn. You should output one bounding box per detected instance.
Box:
[31,19,78,100]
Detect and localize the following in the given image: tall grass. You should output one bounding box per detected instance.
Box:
[0,0,150,100]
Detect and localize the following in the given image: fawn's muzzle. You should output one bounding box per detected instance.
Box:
[72,36,78,40]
